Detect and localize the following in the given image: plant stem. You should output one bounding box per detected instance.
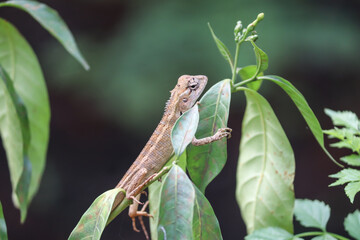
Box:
[231,41,241,85]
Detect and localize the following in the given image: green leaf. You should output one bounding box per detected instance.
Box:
[344,210,360,240]
[294,199,330,231]
[236,88,295,234]
[311,234,336,240]
[245,227,297,240]
[208,23,233,70]
[0,65,32,222]
[329,169,360,186]
[249,40,268,78]
[324,108,359,131]
[258,75,342,167]
[68,188,123,240]
[341,154,360,166]
[345,181,360,203]
[187,80,231,193]
[237,65,263,91]
[0,19,50,219]
[0,1,89,70]
[0,202,8,240]
[149,178,163,240]
[329,169,360,202]
[193,185,222,240]
[171,104,199,157]
[157,165,195,240]
[324,128,360,153]
[149,152,186,240]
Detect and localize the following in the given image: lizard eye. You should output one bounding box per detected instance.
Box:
[182,98,188,103]
[189,84,198,90]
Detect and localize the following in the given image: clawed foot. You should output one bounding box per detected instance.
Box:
[215,127,232,139]
[130,200,153,240]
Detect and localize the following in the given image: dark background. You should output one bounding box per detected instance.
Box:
[1,0,360,239]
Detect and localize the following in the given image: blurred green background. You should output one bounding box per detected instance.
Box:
[0,0,360,239]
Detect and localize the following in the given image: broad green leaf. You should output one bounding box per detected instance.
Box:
[311,234,336,240]
[157,165,195,240]
[171,104,199,157]
[0,1,89,70]
[0,202,8,240]
[294,199,330,231]
[344,210,360,240]
[0,19,50,219]
[208,23,233,70]
[193,185,222,240]
[68,188,123,240]
[341,154,360,167]
[249,40,268,78]
[245,227,298,240]
[258,75,342,167]
[149,152,186,240]
[187,80,231,193]
[0,66,31,222]
[237,65,263,91]
[236,88,295,234]
[345,181,360,203]
[324,108,359,131]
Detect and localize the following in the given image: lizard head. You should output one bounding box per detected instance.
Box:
[172,75,208,114]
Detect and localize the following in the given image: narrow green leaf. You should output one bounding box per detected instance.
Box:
[324,108,359,131]
[258,75,342,167]
[341,154,360,167]
[344,210,360,240]
[0,66,32,222]
[187,80,231,193]
[208,23,233,70]
[294,199,330,231]
[0,202,8,240]
[0,19,50,220]
[171,104,199,157]
[68,188,123,240]
[237,65,263,91]
[157,165,195,240]
[245,227,297,240]
[345,181,360,203]
[0,1,89,70]
[193,185,222,240]
[15,156,31,223]
[250,40,268,78]
[236,88,295,234]
[311,234,336,240]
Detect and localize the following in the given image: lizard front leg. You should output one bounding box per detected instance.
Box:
[192,127,232,146]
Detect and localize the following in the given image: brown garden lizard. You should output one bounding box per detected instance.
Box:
[111,75,231,239]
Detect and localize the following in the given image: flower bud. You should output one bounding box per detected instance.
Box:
[234,20,243,35]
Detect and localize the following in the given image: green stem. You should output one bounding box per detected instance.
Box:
[294,231,350,240]
[233,77,256,89]
[231,41,241,85]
